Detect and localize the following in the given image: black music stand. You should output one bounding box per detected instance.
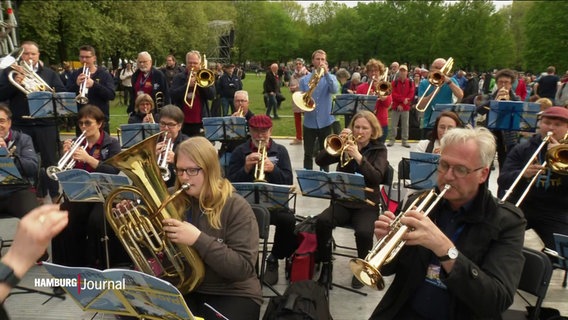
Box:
[296,169,374,296]
[424,103,476,129]
[487,101,540,132]
[118,123,161,149]
[332,94,377,127]
[203,116,247,173]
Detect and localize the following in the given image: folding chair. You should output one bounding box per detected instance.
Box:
[502,247,554,320]
[250,204,280,296]
[544,233,568,288]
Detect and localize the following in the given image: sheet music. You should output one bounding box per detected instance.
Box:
[42,262,197,320]
[487,101,540,131]
[232,182,295,211]
[203,116,247,141]
[55,169,130,202]
[409,152,440,189]
[426,103,476,129]
[27,91,77,118]
[295,169,368,202]
[119,123,161,148]
[332,94,377,115]
[0,156,24,184]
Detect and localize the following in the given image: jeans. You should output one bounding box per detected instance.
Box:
[303,125,332,171]
[220,97,235,116]
[265,94,278,118]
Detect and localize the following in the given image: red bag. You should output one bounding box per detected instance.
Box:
[288,230,317,282]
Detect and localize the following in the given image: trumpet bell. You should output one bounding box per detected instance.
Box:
[75,95,89,105]
[324,134,343,155]
[349,259,385,290]
[292,91,315,112]
[46,166,61,181]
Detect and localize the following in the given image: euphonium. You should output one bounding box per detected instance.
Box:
[103,133,205,293]
[292,66,325,112]
[2,48,54,94]
[350,184,451,290]
[254,139,267,182]
[75,63,90,104]
[46,131,87,181]
[416,57,454,112]
[184,54,215,108]
[324,133,361,167]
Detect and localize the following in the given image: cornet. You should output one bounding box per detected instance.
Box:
[47,131,87,180]
[324,133,361,167]
[350,184,451,290]
[75,63,90,104]
[157,132,173,181]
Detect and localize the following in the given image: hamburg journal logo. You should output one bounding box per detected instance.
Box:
[34,274,126,294]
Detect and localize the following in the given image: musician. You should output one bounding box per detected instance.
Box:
[300,49,339,171]
[163,137,262,320]
[371,126,525,319]
[417,58,464,131]
[52,105,126,270]
[66,45,116,134]
[356,59,392,143]
[414,111,463,154]
[226,115,295,285]
[0,41,66,204]
[128,93,157,124]
[156,105,189,188]
[498,106,568,251]
[289,58,308,146]
[128,51,169,115]
[314,110,389,289]
[216,63,243,116]
[0,104,40,219]
[170,50,216,137]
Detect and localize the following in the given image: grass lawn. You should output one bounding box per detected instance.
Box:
[107,72,297,138]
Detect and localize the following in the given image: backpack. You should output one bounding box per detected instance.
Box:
[287,217,317,283]
[262,280,332,320]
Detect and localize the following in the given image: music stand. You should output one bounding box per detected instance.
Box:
[296,169,374,296]
[398,153,439,204]
[487,101,540,132]
[118,123,161,149]
[203,116,247,173]
[424,103,476,129]
[332,94,377,127]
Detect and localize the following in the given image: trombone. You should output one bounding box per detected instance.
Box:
[415,57,454,112]
[75,63,90,104]
[183,54,215,108]
[292,66,325,112]
[366,69,392,97]
[350,184,451,290]
[47,131,87,181]
[324,133,361,167]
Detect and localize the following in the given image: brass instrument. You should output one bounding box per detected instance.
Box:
[350,184,451,290]
[75,63,90,104]
[155,91,164,110]
[416,57,454,112]
[235,106,244,117]
[367,69,392,97]
[47,131,87,180]
[292,66,325,112]
[254,139,267,182]
[183,54,215,108]
[103,133,205,293]
[365,76,376,95]
[146,111,155,124]
[324,133,361,167]
[2,48,54,94]
[157,132,172,181]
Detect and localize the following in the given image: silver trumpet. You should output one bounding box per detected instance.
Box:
[157,132,173,181]
[47,131,87,180]
[75,63,90,104]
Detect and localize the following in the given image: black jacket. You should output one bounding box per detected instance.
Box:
[216,72,243,99]
[66,66,116,118]
[0,130,38,197]
[170,70,216,121]
[128,67,169,114]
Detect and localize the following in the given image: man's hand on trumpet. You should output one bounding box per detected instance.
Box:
[77,72,93,88]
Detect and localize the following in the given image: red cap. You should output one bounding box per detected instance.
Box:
[248,115,272,129]
[540,106,568,122]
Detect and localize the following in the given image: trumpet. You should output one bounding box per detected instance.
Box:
[2,48,54,94]
[47,131,87,181]
[415,57,454,112]
[350,184,451,290]
[235,106,244,117]
[75,63,90,104]
[292,66,325,112]
[183,54,215,108]
[324,133,361,167]
[157,132,173,181]
[254,139,267,182]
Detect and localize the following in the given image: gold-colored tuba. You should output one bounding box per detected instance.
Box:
[350,184,451,290]
[292,66,325,112]
[103,133,205,293]
[254,139,267,182]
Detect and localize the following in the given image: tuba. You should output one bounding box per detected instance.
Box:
[254,139,267,182]
[292,66,325,112]
[350,184,451,290]
[103,133,205,293]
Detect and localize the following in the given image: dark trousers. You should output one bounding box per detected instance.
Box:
[265,93,278,118]
[270,209,298,259]
[182,123,204,137]
[123,86,132,106]
[184,292,260,320]
[13,124,60,198]
[315,202,378,262]
[525,210,568,250]
[303,124,332,171]
[0,189,39,219]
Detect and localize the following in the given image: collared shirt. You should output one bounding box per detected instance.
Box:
[299,71,339,129]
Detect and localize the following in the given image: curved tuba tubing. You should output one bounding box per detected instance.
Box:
[104,133,204,293]
[349,184,451,290]
[292,66,325,112]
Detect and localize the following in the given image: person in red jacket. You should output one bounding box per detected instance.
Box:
[387,64,415,147]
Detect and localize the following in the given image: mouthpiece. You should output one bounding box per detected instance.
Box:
[181,183,192,190]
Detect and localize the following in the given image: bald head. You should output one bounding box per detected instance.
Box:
[432,58,447,70]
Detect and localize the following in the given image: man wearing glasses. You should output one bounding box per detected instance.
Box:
[67,45,116,135]
[226,115,295,286]
[128,51,169,115]
[156,105,189,188]
[371,126,525,320]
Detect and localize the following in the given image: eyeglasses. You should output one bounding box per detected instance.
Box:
[497,80,512,86]
[174,167,202,177]
[159,121,178,128]
[79,56,93,59]
[0,118,8,124]
[438,160,483,178]
[77,120,94,127]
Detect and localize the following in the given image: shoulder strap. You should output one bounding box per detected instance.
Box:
[425,139,435,153]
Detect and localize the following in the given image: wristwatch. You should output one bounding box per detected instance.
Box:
[438,247,459,262]
[0,261,20,287]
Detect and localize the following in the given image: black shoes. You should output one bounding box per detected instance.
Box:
[264,257,279,285]
[351,275,364,289]
[317,262,332,289]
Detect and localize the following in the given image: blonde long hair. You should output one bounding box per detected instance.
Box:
[174,137,234,229]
